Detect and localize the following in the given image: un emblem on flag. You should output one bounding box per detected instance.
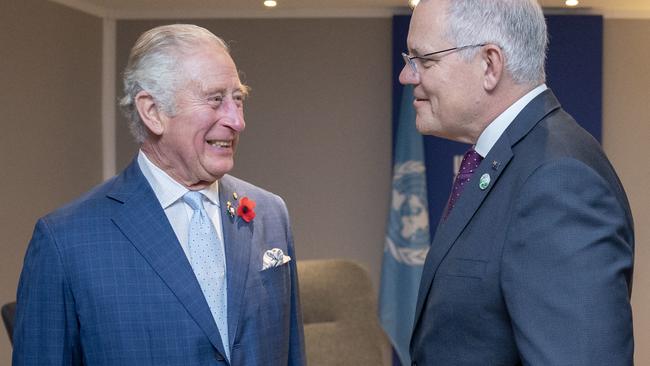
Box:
[385,160,430,266]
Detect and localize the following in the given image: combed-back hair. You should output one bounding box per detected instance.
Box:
[119,24,229,143]
[440,0,548,85]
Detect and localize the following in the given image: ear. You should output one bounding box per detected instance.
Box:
[134,90,166,136]
[481,44,505,91]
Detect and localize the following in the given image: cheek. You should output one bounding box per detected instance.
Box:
[162,121,191,150]
[420,85,442,114]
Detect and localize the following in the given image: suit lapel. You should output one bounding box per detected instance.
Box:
[219,175,253,350]
[107,160,227,357]
[412,90,562,330]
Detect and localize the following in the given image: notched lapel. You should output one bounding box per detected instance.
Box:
[219,176,253,349]
[107,160,228,358]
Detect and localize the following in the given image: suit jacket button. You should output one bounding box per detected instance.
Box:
[214,352,225,361]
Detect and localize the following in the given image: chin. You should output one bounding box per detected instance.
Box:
[415,117,435,135]
[196,157,231,181]
[211,163,234,179]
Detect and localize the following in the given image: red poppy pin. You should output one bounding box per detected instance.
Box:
[226,192,256,223]
[237,197,256,222]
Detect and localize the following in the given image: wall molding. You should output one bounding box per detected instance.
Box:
[50,0,107,18]
[47,1,414,19]
[112,7,411,19]
[543,7,650,19]
[48,0,650,20]
[602,10,650,19]
[102,18,116,180]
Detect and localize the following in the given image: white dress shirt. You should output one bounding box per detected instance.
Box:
[474,84,548,158]
[137,150,224,261]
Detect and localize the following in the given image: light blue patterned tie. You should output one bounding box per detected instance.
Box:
[183,191,229,359]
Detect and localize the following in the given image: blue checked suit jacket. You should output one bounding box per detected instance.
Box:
[410,90,634,366]
[13,159,305,365]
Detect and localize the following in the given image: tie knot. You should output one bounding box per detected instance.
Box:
[459,148,483,175]
[183,191,205,211]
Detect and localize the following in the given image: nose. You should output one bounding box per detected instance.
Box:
[399,64,419,85]
[221,98,246,132]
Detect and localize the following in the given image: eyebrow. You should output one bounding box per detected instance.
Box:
[200,84,250,96]
[240,84,251,96]
[407,45,429,56]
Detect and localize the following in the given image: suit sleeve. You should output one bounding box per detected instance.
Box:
[501,158,633,366]
[278,197,306,366]
[13,218,82,366]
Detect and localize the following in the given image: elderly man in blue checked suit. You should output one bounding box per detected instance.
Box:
[400,0,634,365]
[14,24,305,365]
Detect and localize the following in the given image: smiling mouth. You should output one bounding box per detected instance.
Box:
[207,140,232,148]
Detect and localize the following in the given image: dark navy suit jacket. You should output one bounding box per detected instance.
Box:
[14,159,305,365]
[410,90,634,365]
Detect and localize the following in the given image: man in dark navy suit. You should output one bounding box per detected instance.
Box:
[400,0,634,364]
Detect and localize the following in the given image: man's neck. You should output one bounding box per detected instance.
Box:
[473,81,541,143]
[140,142,213,191]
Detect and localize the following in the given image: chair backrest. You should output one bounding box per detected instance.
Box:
[2,301,16,345]
[297,259,391,366]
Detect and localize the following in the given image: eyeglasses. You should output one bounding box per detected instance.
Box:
[402,44,486,77]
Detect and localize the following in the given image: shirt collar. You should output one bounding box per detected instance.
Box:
[201,181,220,207]
[474,84,547,157]
[137,150,220,209]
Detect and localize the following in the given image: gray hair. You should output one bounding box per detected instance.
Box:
[442,0,548,85]
[119,24,229,143]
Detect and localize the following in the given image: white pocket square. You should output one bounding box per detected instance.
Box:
[262,248,291,270]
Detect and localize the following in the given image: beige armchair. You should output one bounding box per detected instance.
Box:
[297,259,391,366]
[2,301,16,345]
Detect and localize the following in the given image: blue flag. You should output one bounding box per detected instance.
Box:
[379,85,430,366]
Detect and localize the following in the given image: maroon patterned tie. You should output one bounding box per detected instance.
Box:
[444,148,483,220]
